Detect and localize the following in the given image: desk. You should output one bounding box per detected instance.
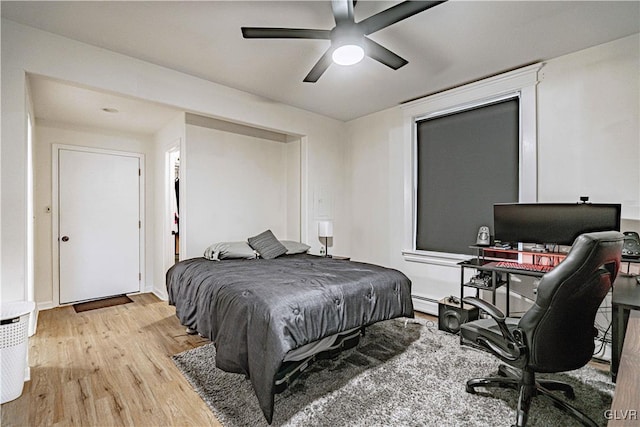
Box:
[611,275,640,382]
[459,259,550,317]
[608,309,640,426]
[460,247,567,317]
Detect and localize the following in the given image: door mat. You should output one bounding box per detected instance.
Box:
[73,295,133,313]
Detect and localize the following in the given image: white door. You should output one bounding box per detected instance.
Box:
[59,148,140,304]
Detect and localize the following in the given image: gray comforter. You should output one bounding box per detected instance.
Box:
[166,254,413,423]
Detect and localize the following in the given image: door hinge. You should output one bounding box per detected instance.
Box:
[138,168,141,176]
[139,220,141,229]
[139,273,142,281]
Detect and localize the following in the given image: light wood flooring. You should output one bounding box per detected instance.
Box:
[1,294,437,427]
[0,294,607,426]
[1,293,220,427]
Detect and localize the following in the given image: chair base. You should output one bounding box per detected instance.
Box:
[466,364,597,427]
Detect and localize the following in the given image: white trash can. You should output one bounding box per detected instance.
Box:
[1,301,35,404]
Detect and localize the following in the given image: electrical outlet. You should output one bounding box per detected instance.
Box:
[320,247,325,255]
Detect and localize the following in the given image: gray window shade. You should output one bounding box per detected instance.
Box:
[416,97,519,254]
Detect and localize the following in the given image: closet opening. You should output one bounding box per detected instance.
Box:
[165,145,181,273]
[171,151,180,262]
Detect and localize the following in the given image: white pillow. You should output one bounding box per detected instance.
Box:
[204,241,257,261]
[280,240,311,255]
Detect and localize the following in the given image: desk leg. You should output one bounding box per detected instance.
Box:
[491,272,497,306]
[505,274,510,317]
[460,268,464,309]
[611,303,627,383]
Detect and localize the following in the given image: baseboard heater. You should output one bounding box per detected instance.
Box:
[412,295,439,304]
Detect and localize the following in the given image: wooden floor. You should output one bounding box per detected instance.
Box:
[1,294,438,427]
[0,293,220,427]
[0,294,607,426]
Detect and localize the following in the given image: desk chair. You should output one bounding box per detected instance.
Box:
[460,231,623,427]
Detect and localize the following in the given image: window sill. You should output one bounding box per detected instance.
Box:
[401,250,470,267]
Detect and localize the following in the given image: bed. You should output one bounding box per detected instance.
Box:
[166,252,413,423]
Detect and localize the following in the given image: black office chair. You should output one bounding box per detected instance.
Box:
[460,231,624,427]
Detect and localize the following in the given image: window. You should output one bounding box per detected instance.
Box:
[401,63,541,262]
[415,97,519,255]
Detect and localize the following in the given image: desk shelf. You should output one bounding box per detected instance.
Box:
[459,259,510,316]
[460,247,569,319]
[470,245,567,267]
[461,280,508,291]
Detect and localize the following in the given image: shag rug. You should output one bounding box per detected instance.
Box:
[172,318,614,426]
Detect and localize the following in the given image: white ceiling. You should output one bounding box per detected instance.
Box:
[3,1,639,131]
[28,76,182,135]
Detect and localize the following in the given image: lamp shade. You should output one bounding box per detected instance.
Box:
[318,221,333,238]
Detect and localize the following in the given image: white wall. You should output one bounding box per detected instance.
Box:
[33,122,155,308]
[285,138,301,242]
[182,124,296,259]
[346,34,640,314]
[345,108,401,267]
[537,34,640,217]
[1,19,348,304]
[6,17,635,316]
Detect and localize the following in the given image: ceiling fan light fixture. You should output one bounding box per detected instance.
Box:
[332,44,365,66]
[242,0,447,81]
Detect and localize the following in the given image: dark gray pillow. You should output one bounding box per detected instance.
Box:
[248,230,287,259]
[280,240,311,255]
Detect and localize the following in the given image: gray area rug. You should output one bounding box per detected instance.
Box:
[172,318,614,426]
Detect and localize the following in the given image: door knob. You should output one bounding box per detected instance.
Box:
[61,236,70,242]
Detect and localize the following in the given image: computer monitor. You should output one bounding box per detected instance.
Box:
[493,203,621,246]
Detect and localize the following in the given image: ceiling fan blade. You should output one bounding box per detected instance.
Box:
[242,27,331,39]
[358,0,447,35]
[363,37,408,70]
[303,48,334,83]
[331,0,355,24]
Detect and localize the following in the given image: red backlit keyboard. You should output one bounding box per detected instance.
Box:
[494,261,554,273]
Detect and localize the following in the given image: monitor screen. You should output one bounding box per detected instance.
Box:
[493,203,621,246]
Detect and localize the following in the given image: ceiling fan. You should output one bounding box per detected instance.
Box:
[241,0,447,83]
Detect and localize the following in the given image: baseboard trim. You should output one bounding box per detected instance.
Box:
[152,288,168,301]
[412,295,438,316]
[37,301,55,311]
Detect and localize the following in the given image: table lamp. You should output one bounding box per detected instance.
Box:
[318,221,333,257]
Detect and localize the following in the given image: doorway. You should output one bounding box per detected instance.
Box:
[164,143,181,275]
[55,146,142,304]
[169,148,180,262]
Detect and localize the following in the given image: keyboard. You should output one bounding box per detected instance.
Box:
[494,261,554,273]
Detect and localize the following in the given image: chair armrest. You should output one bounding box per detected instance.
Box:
[462,297,523,361]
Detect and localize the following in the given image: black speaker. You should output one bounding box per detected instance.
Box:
[438,297,479,334]
[622,231,640,258]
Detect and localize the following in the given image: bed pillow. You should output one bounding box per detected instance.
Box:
[248,230,288,259]
[280,240,311,255]
[203,241,257,261]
